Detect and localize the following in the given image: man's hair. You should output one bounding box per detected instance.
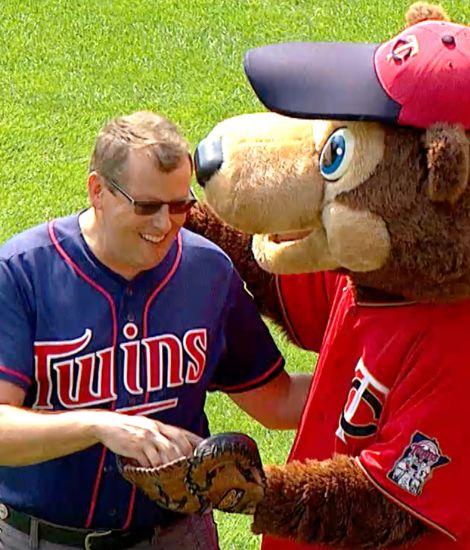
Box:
[89,111,189,183]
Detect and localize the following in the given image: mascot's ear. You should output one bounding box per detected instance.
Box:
[405,2,450,26]
[424,124,469,205]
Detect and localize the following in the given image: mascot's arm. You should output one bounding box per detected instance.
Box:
[185,203,283,323]
[253,455,426,547]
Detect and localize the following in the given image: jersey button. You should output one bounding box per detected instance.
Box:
[109,509,117,517]
[127,313,135,322]
[126,287,133,297]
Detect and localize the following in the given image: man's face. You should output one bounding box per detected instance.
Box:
[97,149,192,278]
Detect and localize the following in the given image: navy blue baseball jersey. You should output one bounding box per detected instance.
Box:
[0,213,284,529]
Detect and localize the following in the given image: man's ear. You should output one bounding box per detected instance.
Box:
[424,124,469,205]
[87,171,105,210]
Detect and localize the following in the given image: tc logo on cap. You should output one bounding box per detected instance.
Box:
[375,20,470,128]
[387,35,419,63]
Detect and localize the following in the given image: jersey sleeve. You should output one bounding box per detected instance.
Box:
[0,261,34,391]
[276,271,344,352]
[209,269,284,394]
[357,325,470,541]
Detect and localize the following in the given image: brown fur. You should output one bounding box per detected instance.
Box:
[425,124,469,205]
[337,126,470,302]
[253,455,426,547]
[405,2,449,26]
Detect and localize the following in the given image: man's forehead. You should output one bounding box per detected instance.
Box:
[125,147,158,173]
[124,149,191,196]
[126,147,191,174]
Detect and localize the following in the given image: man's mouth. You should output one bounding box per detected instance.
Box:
[139,233,166,244]
[268,229,312,244]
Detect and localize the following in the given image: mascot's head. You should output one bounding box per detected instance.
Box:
[195,3,470,302]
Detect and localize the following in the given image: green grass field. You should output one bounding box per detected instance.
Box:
[0,1,468,548]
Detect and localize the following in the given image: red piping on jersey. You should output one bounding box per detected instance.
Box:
[356,457,457,542]
[122,231,183,531]
[48,221,118,529]
[209,355,284,392]
[142,232,183,343]
[275,275,305,349]
[0,365,32,387]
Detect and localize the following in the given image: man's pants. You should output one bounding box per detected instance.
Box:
[0,512,219,549]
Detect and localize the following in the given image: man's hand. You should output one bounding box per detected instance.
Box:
[87,411,202,467]
[0,384,201,468]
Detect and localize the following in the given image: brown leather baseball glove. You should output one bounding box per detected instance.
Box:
[117,432,265,515]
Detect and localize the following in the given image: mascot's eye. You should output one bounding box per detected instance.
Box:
[319,128,355,181]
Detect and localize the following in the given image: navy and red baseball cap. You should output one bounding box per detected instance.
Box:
[244,19,470,129]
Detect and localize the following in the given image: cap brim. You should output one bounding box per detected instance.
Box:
[244,42,401,123]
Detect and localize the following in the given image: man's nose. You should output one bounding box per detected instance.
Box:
[194,135,223,188]
[151,205,172,232]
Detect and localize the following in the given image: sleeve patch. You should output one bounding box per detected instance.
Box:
[387,431,450,496]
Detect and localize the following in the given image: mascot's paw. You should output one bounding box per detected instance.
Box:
[117,432,265,515]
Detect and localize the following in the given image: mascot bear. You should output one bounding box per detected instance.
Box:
[184,3,470,549]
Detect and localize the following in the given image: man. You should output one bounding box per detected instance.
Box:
[0,111,311,549]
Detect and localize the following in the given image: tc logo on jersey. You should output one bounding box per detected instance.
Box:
[336,358,390,444]
[388,432,450,496]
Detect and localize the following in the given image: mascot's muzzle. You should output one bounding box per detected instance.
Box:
[194,136,223,187]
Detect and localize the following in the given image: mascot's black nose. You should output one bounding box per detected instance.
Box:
[194,136,223,188]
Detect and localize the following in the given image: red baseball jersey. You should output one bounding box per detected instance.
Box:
[262,271,470,550]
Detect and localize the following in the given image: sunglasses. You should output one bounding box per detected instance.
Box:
[106,177,197,216]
